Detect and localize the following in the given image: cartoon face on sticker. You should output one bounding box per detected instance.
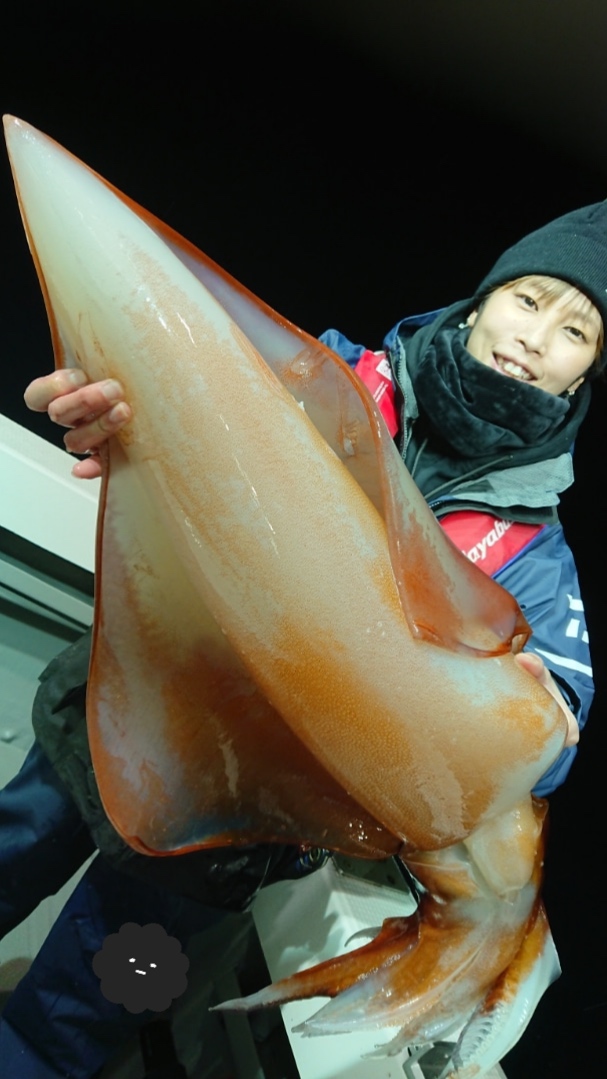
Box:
[93,922,189,1013]
[128,954,159,977]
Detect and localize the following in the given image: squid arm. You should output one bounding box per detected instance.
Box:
[4,115,567,1074]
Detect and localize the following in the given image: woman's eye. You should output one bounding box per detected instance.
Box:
[566,326,586,342]
[517,293,537,309]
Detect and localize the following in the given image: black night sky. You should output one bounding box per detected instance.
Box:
[1,5,606,1076]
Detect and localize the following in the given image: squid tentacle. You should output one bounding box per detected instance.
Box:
[217,800,551,1075]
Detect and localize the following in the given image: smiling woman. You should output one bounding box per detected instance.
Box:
[332,200,607,801]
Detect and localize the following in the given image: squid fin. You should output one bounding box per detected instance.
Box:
[4,114,530,660]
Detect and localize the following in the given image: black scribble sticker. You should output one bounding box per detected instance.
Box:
[93,922,189,1013]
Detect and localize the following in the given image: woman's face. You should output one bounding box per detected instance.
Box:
[466,276,602,396]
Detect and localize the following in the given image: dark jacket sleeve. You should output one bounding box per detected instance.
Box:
[31,630,318,909]
[494,523,594,796]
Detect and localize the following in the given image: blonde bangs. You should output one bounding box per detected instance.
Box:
[503,275,604,361]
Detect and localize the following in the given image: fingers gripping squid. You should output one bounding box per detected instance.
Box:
[4,116,566,1077]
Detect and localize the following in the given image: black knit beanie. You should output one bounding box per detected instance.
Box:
[474,202,607,367]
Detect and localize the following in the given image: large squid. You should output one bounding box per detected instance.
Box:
[5,116,566,1077]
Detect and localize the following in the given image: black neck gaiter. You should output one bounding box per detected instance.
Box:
[399,299,590,460]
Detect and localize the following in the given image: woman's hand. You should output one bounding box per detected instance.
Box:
[514,650,579,747]
[24,370,132,479]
